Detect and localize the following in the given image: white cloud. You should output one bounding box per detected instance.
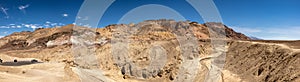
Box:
[2,31,8,34]
[0,36,4,38]
[0,24,23,28]
[51,23,57,26]
[31,25,37,29]
[262,27,300,40]
[76,16,89,20]
[0,22,66,31]
[229,26,300,40]
[18,4,30,10]
[22,24,42,30]
[77,16,81,19]
[62,14,68,17]
[44,24,50,27]
[266,27,300,35]
[82,16,89,20]
[83,24,91,27]
[230,26,262,33]
[263,36,299,40]
[0,26,9,28]
[24,24,30,28]
[17,25,21,28]
[46,21,51,24]
[0,7,9,18]
[18,4,30,14]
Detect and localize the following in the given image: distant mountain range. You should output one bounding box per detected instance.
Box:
[249,36,263,40]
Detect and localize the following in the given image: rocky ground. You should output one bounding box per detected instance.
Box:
[0,20,299,82]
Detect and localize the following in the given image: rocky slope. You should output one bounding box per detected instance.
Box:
[0,20,299,82]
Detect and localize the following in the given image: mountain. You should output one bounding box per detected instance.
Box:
[0,20,299,82]
[249,36,263,40]
[0,20,250,51]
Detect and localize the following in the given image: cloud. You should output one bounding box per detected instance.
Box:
[261,27,300,40]
[17,25,21,28]
[82,16,89,20]
[18,4,30,14]
[62,13,68,17]
[0,26,9,28]
[18,4,30,10]
[46,21,51,24]
[0,7,9,18]
[0,21,66,31]
[230,26,262,33]
[21,24,42,29]
[77,16,81,19]
[7,24,22,28]
[266,27,300,35]
[0,31,8,38]
[229,26,300,40]
[51,23,57,26]
[30,25,38,29]
[77,16,88,20]
[1,25,12,28]
[24,24,30,28]
[10,26,16,28]
[23,24,42,30]
[44,24,50,27]
[0,31,8,34]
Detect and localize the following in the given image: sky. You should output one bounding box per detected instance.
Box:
[0,0,299,40]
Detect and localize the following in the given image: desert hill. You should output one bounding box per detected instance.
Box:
[0,20,299,82]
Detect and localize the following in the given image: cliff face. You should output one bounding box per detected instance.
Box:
[0,20,298,82]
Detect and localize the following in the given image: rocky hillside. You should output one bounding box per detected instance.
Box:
[0,20,298,82]
[0,20,249,50]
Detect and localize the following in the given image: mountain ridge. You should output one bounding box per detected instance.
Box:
[0,20,250,50]
[0,20,299,82]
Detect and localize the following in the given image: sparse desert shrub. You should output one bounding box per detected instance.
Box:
[31,59,38,63]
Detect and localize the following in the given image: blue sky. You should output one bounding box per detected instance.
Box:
[0,0,299,40]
